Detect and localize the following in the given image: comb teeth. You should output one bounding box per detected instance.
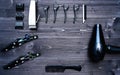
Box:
[45,66,65,72]
[45,65,82,72]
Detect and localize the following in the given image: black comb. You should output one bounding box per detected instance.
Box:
[45,65,82,72]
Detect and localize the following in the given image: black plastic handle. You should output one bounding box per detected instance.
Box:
[107,45,120,53]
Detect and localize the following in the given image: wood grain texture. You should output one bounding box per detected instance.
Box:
[0,0,120,75]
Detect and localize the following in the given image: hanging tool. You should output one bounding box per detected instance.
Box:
[82,4,86,23]
[43,6,49,23]
[53,5,59,23]
[73,4,79,24]
[63,5,69,23]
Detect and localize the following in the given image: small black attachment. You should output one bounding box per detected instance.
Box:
[43,6,49,23]
[16,3,24,11]
[1,34,38,52]
[45,65,82,72]
[63,5,69,23]
[3,52,41,70]
[73,4,79,24]
[15,21,24,29]
[107,45,120,54]
[15,3,24,29]
[53,5,59,23]
[16,12,24,21]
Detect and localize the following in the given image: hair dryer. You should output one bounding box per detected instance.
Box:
[88,24,120,62]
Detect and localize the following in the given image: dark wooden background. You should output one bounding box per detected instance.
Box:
[0,0,120,75]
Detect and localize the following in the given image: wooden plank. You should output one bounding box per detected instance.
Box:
[0,0,120,75]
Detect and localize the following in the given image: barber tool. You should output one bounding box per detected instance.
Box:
[45,65,82,72]
[16,3,24,11]
[28,0,37,29]
[15,21,24,29]
[16,12,24,21]
[43,6,49,23]
[53,5,59,23]
[73,4,79,24]
[1,34,38,52]
[88,24,120,62]
[3,52,40,70]
[82,4,86,23]
[63,5,69,23]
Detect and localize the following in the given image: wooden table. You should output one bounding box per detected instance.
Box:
[0,0,120,75]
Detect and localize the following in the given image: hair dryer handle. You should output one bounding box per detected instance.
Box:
[107,45,120,53]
